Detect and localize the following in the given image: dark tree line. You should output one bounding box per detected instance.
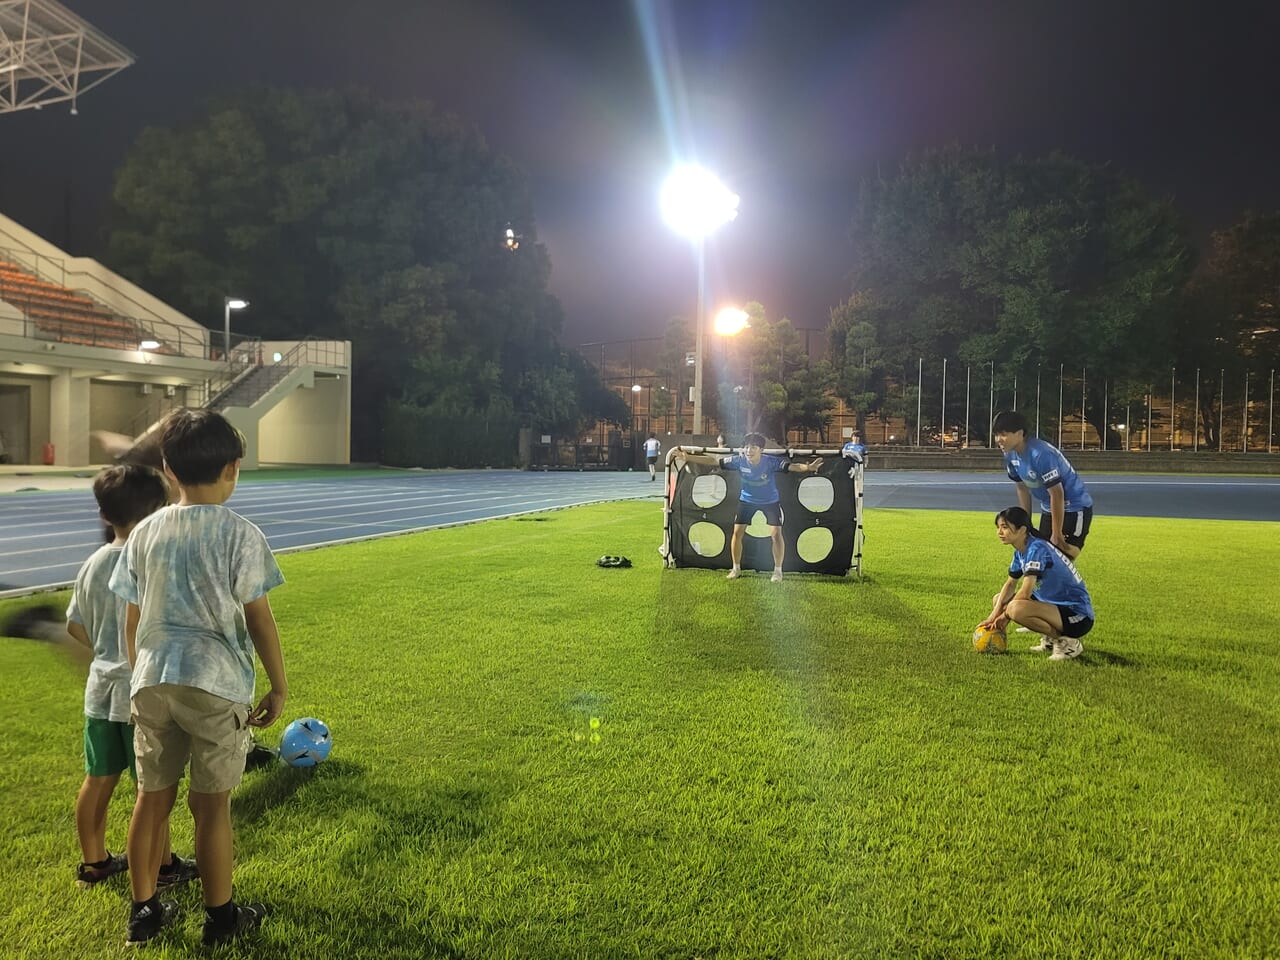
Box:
[105,87,626,461]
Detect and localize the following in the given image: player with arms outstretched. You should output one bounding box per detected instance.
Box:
[677,432,822,582]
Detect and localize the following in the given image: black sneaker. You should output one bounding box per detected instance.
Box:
[77,851,128,889]
[155,854,199,890]
[202,901,270,947]
[245,741,279,771]
[125,898,180,947]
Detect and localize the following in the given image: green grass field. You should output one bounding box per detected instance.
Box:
[2,502,1278,959]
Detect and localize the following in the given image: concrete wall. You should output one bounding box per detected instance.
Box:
[0,373,49,463]
[88,381,151,436]
[0,379,32,463]
[258,373,351,465]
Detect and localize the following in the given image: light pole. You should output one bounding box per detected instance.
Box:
[661,165,739,436]
[223,297,249,363]
[713,305,750,434]
[631,383,642,434]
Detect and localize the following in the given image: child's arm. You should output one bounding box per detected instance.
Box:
[244,595,288,728]
[124,602,140,667]
[66,621,91,649]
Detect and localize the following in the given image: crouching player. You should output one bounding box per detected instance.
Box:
[980,506,1094,661]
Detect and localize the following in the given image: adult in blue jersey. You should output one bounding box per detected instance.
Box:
[980,506,1094,660]
[678,432,822,582]
[841,432,867,464]
[992,410,1093,560]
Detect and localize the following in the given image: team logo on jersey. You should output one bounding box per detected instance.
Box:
[1042,468,1060,483]
[1023,560,1043,573]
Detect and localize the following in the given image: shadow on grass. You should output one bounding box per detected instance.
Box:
[1065,658,1280,804]
[232,757,364,824]
[1076,648,1138,668]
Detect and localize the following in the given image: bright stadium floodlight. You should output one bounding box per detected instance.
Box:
[138,339,160,351]
[713,306,749,337]
[661,165,739,435]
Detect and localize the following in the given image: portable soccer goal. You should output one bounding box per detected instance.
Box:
[660,445,865,577]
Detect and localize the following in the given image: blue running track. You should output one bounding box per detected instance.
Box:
[2,469,1277,596]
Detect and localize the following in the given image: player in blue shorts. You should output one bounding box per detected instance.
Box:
[992,410,1093,560]
[979,506,1095,660]
[677,432,822,582]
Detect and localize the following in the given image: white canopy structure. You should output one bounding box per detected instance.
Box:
[0,0,134,114]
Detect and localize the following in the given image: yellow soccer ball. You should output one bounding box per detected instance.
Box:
[972,623,1007,654]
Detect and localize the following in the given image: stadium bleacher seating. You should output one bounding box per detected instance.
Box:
[0,259,147,350]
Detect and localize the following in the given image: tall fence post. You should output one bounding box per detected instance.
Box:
[1080,366,1087,450]
[1243,371,1250,453]
[940,358,947,448]
[1057,363,1064,448]
[915,357,922,448]
[1194,367,1200,452]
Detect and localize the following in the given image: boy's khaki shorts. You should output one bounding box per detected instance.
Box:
[131,684,251,794]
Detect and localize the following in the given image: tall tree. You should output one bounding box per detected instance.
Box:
[827,292,889,434]
[845,146,1194,444]
[743,302,835,442]
[105,87,614,460]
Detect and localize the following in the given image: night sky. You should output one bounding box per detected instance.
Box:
[3,0,1278,346]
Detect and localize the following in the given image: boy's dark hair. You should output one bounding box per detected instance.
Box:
[160,408,246,486]
[994,505,1044,539]
[93,464,169,528]
[743,432,767,447]
[991,410,1029,436]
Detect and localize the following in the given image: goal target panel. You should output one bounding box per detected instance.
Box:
[662,451,864,576]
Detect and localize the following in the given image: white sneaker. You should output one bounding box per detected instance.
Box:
[1029,636,1054,652]
[1049,638,1083,661]
[770,570,783,583]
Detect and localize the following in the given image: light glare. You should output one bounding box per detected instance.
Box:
[713,307,750,337]
[661,165,739,239]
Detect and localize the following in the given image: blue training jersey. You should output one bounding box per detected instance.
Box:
[1004,437,1093,511]
[720,453,790,504]
[842,441,867,461]
[1010,538,1094,619]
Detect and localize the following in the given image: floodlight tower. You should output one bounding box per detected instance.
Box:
[661,165,739,435]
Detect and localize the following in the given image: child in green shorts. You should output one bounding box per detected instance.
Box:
[66,464,198,891]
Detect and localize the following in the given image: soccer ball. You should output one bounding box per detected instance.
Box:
[279,717,333,767]
[972,623,1007,654]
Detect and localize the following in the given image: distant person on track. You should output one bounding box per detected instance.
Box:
[643,434,662,481]
[841,431,867,464]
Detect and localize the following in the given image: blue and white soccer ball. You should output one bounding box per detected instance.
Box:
[279,717,332,768]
